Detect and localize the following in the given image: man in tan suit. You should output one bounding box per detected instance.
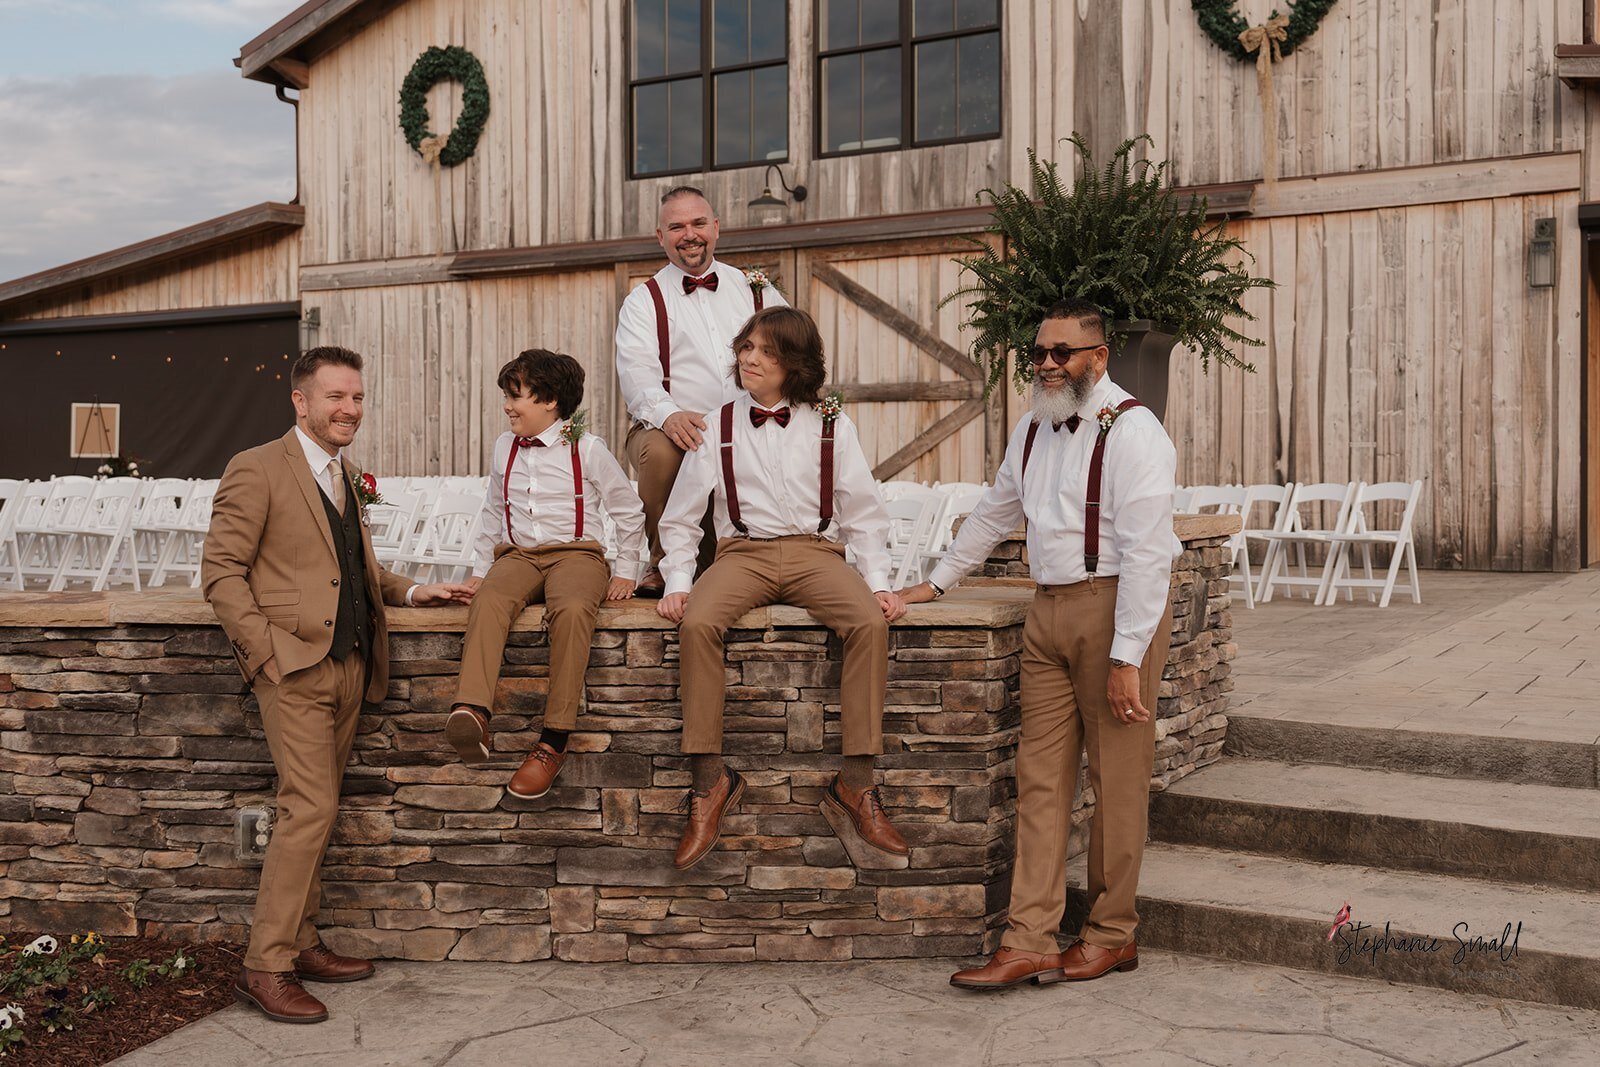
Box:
[204,346,469,1024]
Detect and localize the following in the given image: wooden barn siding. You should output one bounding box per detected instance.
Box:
[293,0,1579,265]
[1166,190,1583,573]
[4,233,300,320]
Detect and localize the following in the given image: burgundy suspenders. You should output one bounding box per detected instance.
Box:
[501,435,585,546]
[644,272,763,394]
[1019,398,1142,576]
[720,402,835,536]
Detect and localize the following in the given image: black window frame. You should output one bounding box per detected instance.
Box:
[814,0,1003,160]
[627,0,793,179]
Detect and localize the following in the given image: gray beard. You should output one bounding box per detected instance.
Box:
[1031,373,1093,424]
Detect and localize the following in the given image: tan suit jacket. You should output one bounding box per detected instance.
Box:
[202,428,413,704]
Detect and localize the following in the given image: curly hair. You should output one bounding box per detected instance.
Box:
[731,306,827,408]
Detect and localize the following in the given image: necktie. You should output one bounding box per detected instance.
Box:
[516,436,547,448]
[683,273,720,294]
[750,405,791,429]
[326,465,346,512]
[1053,415,1082,434]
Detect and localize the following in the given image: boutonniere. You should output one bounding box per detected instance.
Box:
[743,267,771,293]
[354,472,383,524]
[816,391,844,425]
[1096,406,1123,434]
[560,410,588,446]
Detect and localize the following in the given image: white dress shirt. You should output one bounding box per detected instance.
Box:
[473,420,648,581]
[614,259,789,428]
[659,396,892,596]
[294,425,420,604]
[927,374,1181,664]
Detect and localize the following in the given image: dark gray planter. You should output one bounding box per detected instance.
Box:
[1110,319,1180,424]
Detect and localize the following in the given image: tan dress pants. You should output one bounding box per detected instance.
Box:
[453,542,610,728]
[678,536,887,755]
[245,651,367,971]
[1000,576,1174,955]
[625,420,716,573]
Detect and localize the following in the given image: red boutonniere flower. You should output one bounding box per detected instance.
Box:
[1096,406,1122,434]
[355,472,384,507]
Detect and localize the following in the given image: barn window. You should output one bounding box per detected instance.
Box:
[631,0,790,177]
[818,0,1001,156]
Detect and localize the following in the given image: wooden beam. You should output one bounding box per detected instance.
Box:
[270,57,311,90]
[1249,153,1581,219]
[0,301,301,337]
[0,203,304,310]
[834,381,984,402]
[237,0,364,82]
[1556,44,1600,89]
[300,255,457,291]
[870,398,987,481]
[810,260,981,381]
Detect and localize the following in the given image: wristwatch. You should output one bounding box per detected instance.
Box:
[928,580,946,599]
[1109,658,1136,670]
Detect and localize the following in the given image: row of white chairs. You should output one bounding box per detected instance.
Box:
[1178,480,1424,608]
[0,477,218,592]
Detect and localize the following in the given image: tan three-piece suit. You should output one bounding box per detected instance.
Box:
[203,428,413,972]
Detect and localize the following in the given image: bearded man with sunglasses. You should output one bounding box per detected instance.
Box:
[902,298,1180,991]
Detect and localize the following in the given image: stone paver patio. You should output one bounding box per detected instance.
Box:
[112,953,1600,1066]
[1230,569,1599,745]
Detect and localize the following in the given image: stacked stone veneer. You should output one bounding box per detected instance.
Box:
[0,517,1235,963]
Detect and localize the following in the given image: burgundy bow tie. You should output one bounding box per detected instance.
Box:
[750,405,791,429]
[682,272,719,294]
[515,436,546,448]
[1053,415,1082,434]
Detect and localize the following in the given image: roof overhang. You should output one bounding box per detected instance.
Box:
[0,202,304,313]
[236,0,403,88]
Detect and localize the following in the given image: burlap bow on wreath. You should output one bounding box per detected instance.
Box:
[1239,14,1289,200]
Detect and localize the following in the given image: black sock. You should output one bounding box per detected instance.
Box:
[539,727,570,752]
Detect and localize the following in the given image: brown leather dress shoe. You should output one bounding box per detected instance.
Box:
[950,947,1067,990]
[507,742,567,799]
[820,776,911,870]
[634,568,666,598]
[1057,938,1139,980]
[674,767,745,869]
[233,967,329,1023]
[446,706,492,764]
[294,942,376,983]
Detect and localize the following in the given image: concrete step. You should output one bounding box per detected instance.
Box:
[1225,713,1600,790]
[1067,842,1600,1010]
[1149,758,1600,891]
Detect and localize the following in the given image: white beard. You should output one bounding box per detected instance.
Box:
[1031,374,1093,424]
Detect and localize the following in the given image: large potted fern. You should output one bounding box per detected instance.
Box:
[945,135,1272,423]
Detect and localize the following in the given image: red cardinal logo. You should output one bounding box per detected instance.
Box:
[1327,902,1352,941]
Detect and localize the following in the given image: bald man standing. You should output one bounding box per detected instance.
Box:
[614,185,788,594]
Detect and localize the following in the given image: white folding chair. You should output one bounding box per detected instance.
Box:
[877,480,924,502]
[1172,485,1195,513]
[391,490,484,583]
[0,479,27,590]
[1322,480,1424,608]
[132,478,194,583]
[14,477,96,589]
[884,490,943,587]
[50,478,144,591]
[366,489,426,566]
[149,479,217,588]
[1229,483,1295,609]
[1254,481,1360,604]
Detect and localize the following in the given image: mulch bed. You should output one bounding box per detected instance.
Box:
[1,933,243,1066]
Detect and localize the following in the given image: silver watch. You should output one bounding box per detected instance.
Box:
[1109,658,1136,670]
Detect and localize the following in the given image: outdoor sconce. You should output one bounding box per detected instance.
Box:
[1528,217,1556,288]
[748,164,808,226]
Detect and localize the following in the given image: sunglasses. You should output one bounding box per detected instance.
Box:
[1028,343,1105,366]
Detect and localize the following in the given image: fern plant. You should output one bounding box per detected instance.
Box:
[945,135,1273,396]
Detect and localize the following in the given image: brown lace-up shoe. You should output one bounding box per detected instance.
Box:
[233,967,329,1023]
[507,742,567,799]
[635,568,666,598]
[950,948,1067,990]
[293,942,375,983]
[445,706,492,764]
[820,776,911,870]
[1057,938,1139,980]
[674,767,745,869]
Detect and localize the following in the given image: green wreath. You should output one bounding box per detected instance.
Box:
[398,45,490,167]
[1192,0,1338,62]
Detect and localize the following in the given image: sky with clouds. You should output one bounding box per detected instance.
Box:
[0,1,298,283]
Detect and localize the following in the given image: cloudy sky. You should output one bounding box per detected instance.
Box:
[0,0,298,283]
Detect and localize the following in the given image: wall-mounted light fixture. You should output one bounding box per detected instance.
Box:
[1528,217,1556,288]
[748,164,808,227]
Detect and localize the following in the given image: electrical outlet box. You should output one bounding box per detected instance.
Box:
[235,806,273,864]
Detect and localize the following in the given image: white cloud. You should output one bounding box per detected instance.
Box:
[0,68,295,283]
[152,1,295,28]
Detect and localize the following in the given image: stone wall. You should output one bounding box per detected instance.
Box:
[0,517,1235,963]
